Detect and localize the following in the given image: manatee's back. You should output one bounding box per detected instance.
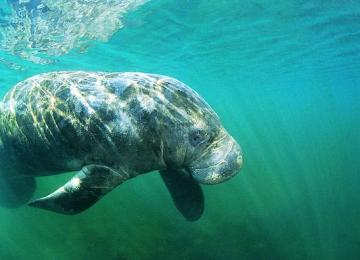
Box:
[0,71,127,173]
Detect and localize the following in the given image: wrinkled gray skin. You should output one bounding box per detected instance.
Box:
[0,71,242,221]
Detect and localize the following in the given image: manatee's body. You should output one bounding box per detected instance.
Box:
[0,72,179,175]
[0,71,242,220]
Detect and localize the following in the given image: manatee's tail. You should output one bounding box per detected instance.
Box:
[0,175,36,208]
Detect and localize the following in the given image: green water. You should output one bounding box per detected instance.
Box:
[0,0,359,259]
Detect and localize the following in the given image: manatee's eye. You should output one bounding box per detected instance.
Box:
[189,129,207,146]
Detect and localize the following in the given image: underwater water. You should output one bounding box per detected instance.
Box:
[0,0,359,259]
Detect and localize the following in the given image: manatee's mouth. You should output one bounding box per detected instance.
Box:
[189,135,243,185]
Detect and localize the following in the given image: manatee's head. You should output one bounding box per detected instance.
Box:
[155,76,243,185]
[184,122,243,185]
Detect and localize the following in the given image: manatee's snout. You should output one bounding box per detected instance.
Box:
[189,133,243,185]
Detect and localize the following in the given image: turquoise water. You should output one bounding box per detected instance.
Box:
[0,0,359,259]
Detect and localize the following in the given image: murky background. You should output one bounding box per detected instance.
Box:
[0,0,359,259]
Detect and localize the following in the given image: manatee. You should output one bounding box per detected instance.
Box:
[0,71,243,221]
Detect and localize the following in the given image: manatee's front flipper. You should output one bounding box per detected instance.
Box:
[160,170,204,221]
[29,165,129,215]
[0,176,36,208]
